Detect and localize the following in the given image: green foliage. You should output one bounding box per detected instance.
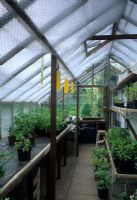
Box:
[13,111,35,137]
[7,125,14,136]
[33,107,50,134]
[14,134,31,152]
[130,189,137,200]
[82,103,91,116]
[107,128,137,162]
[95,170,111,190]
[0,151,11,179]
[118,192,129,200]
[92,147,110,171]
[91,146,111,190]
[124,82,137,101]
[114,95,122,104]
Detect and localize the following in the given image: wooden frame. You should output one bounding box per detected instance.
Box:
[76,84,109,155]
[105,138,137,181]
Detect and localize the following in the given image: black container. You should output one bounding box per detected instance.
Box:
[79,127,96,143]
[119,103,124,108]
[134,100,137,109]
[116,160,135,174]
[127,102,132,109]
[17,149,31,162]
[132,100,137,109]
[8,135,15,146]
[98,188,109,199]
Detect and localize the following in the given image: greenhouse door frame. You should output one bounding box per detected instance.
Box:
[76,84,109,156]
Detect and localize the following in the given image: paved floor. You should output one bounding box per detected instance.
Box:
[56,144,99,200]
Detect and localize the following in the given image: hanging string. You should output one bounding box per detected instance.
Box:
[71,80,75,94]
[41,43,44,84]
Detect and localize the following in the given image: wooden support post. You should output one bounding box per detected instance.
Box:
[105,87,109,131]
[57,142,61,179]
[76,84,80,157]
[63,135,67,166]
[27,172,33,200]
[49,54,57,200]
[62,87,64,119]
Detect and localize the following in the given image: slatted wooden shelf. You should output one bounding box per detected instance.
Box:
[111,106,137,118]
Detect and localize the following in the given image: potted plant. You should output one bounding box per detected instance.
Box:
[118,183,129,200]
[133,82,137,109]
[130,189,137,200]
[118,192,129,200]
[33,108,51,137]
[0,151,11,179]
[126,85,135,109]
[95,169,111,199]
[8,126,15,146]
[14,111,36,144]
[14,134,31,162]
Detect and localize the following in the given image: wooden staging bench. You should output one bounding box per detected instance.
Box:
[105,138,137,181]
[0,124,75,200]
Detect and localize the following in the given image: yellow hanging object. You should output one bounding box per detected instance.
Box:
[41,56,44,84]
[71,81,75,94]
[56,69,61,91]
[64,79,69,94]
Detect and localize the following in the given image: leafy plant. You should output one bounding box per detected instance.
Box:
[92,147,110,171]
[82,103,91,116]
[33,108,51,135]
[14,134,31,152]
[107,128,137,162]
[0,151,11,179]
[1,198,10,200]
[13,111,35,138]
[118,192,129,200]
[114,95,122,104]
[92,147,107,158]
[7,126,15,136]
[130,189,137,200]
[95,169,111,189]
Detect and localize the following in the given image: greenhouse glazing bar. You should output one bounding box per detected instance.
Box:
[1,53,48,86]
[87,40,110,57]
[2,0,74,78]
[88,34,137,40]
[0,0,34,28]
[1,65,50,101]
[0,0,87,65]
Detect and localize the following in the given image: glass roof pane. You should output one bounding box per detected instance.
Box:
[25,0,78,28]
[0,18,30,57]
[118,19,137,34]
[0,41,47,77]
[0,2,8,17]
[110,58,125,72]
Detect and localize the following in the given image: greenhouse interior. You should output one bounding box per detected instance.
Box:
[1,0,137,200]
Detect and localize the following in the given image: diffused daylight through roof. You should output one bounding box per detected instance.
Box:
[0,0,137,103]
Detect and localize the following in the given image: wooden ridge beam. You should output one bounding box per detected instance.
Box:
[88,34,137,40]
